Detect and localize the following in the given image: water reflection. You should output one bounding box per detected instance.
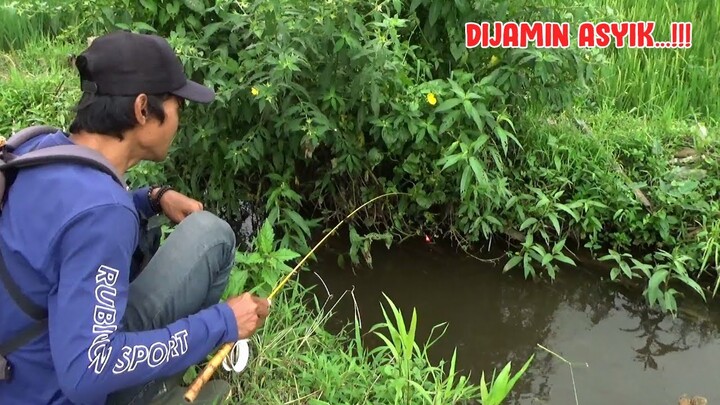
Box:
[622,302,689,371]
[301,235,720,404]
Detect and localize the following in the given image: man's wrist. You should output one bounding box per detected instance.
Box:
[220,302,240,342]
[148,185,172,214]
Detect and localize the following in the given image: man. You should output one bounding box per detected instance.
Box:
[0,30,270,404]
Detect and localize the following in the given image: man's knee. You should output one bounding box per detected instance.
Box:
[183,211,236,259]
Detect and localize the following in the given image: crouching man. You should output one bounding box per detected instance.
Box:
[0,30,269,404]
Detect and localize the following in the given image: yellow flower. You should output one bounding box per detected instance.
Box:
[251,87,259,96]
[489,55,500,67]
[426,92,437,106]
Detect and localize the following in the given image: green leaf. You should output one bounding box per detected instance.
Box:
[334,37,345,52]
[463,100,484,131]
[523,253,534,278]
[257,221,274,253]
[485,85,504,96]
[236,252,264,265]
[409,0,423,12]
[133,22,157,33]
[184,0,206,14]
[677,274,707,302]
[631,259,653,278]
[555,203,580,221]
[261,267,279,287]
[139,0,157,13]
[392,0,402,13]
[503,255,522,272]
[546,263,556,279]
[203,22,224,41]
[621,262,633,278]
[434,98,462,113]
[519,218,537,231]
[469,156,486,184]
[224,270,248,297]
[439,111,460,135]
[460,165,472,196]
[284,208,312,237]
[506,355,534,393]
[273,248,300,262]
[554,254,575,266]
[664,289,678,313]
[541,253,553,266]
[416,195,432,208]
[438,153,464,171]
[448,79,466,98]
[530,244,546,258]
[647,269,669,305]
[548,213,561,235]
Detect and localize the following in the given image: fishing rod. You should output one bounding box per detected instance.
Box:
[184,191,407,402]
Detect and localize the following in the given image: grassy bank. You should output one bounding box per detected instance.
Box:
[210,280,530,404]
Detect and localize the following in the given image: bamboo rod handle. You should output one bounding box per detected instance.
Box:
[183,342,234,402]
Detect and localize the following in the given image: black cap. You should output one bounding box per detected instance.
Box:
[75,30,215,104]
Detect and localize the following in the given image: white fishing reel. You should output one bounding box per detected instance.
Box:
[222,339,251,373]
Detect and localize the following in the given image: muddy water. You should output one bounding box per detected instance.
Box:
[299,235,720,404]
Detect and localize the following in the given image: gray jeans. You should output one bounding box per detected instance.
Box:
[105,211,236,405]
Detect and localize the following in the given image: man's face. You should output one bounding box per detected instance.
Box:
[134,94,184,161]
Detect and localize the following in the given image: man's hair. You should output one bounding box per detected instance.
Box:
[68,93,170,140]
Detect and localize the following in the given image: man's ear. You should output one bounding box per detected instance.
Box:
[134,94,149,124]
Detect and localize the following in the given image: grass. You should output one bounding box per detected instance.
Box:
[0,36,82,135]
[0,4,39,51]
[593,0,720,121]
[0,2,62,51]
[198,281,531,404]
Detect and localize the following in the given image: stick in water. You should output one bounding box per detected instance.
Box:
[183,192,405,402]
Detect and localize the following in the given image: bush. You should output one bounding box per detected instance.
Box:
[42,0,601,256]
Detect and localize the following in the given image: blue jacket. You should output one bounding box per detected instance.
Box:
[0,131,238,404]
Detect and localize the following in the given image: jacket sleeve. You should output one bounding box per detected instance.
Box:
[48,203,238,404]
[130,186,156,219]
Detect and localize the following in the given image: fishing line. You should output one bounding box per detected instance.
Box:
[537,343,588,405]
[184,191,407,402]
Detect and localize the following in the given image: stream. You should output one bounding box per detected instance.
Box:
[298,234,720,404]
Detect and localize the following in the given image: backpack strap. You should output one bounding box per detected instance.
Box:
[3,125,60,151]
[0,127,128,206]
[0,125,61,202]
[0,240,48,357]
[0,242,48,381]
[1,144,126,186]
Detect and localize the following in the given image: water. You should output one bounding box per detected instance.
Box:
[299,235,720,404]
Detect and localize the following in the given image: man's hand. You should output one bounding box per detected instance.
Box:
[154,189,204,223]
[226,293,271,339]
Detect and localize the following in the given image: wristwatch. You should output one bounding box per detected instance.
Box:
[148,185,173,214]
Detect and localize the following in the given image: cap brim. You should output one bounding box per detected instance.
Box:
[171,79,215,104]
